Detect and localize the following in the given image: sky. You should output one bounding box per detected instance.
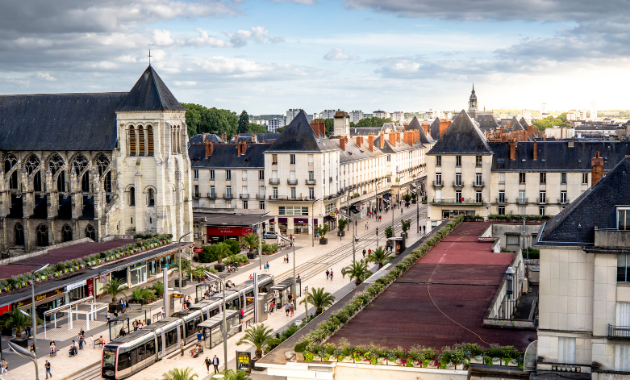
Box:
[0,0,628,114]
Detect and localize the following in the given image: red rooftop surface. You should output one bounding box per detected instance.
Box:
[328,222,537,350]
[0,239,134,280]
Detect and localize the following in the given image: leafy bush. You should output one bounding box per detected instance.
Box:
[224,239,241,255]
[224,254,248,265]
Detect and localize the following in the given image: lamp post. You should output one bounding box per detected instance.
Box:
[414,184,420,234]
[178,232,192,295]
[338,211,355,264]
[28,263,48,380]
[280,235,297,298]
[204,271,228,372]
[258,212,270,270]
[311,197,321,247]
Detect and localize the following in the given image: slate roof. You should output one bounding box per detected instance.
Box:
[0,92,126,150]
[116,65,186,112]
[429,118,441,140]
[265,110,341,153]
[475,113,500,130]
[236,133,280,143]
[537,156,630,245]
[519,117,529,127]
[189,143,269,168]
[574,125,618,131]
[350,127,381,137]
[406,117,435,144]
[489,141,630,171]
[428,110,493,155]
[189,134,223,144]
[337,139,386,164]
[508,116,525,131]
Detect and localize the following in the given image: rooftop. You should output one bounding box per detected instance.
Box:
[428,110,493,155]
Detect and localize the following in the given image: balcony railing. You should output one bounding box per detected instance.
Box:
[256,194,265,200]
[537,197,547,205]
[453,181,464,188]
[305,179,316,185]
[432,181,444,188]
[516,198,528,205]
[207,192,217,199]
[608,324,630,340]
[223,193,233,199]
[431,198,483,205]
[268,194,315,201]
[269,178,280,185]
[193,193,201,199]
[287,179,298,185]
[239,194,249,199]
[473,181,485,188]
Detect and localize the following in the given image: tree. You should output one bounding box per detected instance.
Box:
[317,224,329,240]
[212,242,232,265]
[180,103,238,139]
[130,288,156,304]
[238,111,250,134]
[302,287,335,314]
[171,258,193,279]
[248,123,268,133]
[338,218,348,232]
[236,324,275,359]
[242,233,259,255]
[367,247,395,269]
[342,260,372,285]
[1,309,44,339]
[220,370,252,380]
[277,125,287,133]
[354,117,393,129]
[101,278,128,303]
[384,226,393,239]
[162,367,199,380]
[401,219,411,233]
[324,119,334,136]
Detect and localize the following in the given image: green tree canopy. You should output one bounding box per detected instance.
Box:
[181,103,238,139]
[238,110,250,134]
[248,123,268,133]
[533,113,570,131]
[350,117,393,129]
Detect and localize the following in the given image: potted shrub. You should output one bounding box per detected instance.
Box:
[411,192,417,204]
[471,355,484,364]
[1,310,42,349]
[304,351,314,362]
[337,218,348,236]
[318,224,329,245]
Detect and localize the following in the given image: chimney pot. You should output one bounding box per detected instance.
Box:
[380,131,385,148]
[241,141,247,155]
[533,141,538,160]
[509,140,516,160]
[368,133,374,151]
[591,151,604,185]
[205,141,213,158]
[340,137,346,150]
[389,132,396,147]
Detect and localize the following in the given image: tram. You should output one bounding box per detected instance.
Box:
[101,274,274,379]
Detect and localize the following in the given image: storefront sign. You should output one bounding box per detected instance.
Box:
[207,227,253,236]
[66,279,87,292]
[87,279,94,297]
[16,288,64,308]
[100,274,108,284]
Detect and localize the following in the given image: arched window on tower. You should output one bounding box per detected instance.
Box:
[129,187,135,206]
[82,171,90,192]
[171,126,176,154]
[138,126,145,156]
[34,171,42,192]
[147,126,154,156]
[104,172,112,193]
[85,224,96,240]
[62,224,73,242]
[36,224,49,247]
[14,223,24,246]
[129,126,136,156]
[148,188,155,207]
[57,171,66,192]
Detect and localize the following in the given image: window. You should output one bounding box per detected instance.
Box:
[519,190,526,203]
[210,186,216,197]
[129,126,136,156]
[259,201,265,209]
[455,155,462,167]
[498,206,505,215]
[290,187,296,199]
[435,173,442,185]
[243,201,248,209]
[476,156,482,167]
[475,173,482,186]
[507,235,519,245]
[226,186,232,197]
[557,337,576,364]
[57,171,66,192]
[242,171,247,181]
[290,154,296,165]
[36,224,48,247]
[147,126,154,156]
[81,172,90,192]
[242,186,248,196]
[193,170,199,179]
[561,172,567,184]
[194,185,199,197]
[226,170,231,180]
[14,223,24,246]
[519,173,526,184]
[539,206,545,216]
[475,191,482,203]
[499,173,505,184]
[85,224,96,240]
[272,154,278,165]
[210,170,215,180]
[540,173,546,184]
[436,156,441,166]
[618,254,630,282]
[455,173,462,186]
[62,224,73,242]
[308,154,314,165]
[103,172,112,193]
[308,171,314,181]
[499,191,505,203]
[539,191,546,204]
[279,206,308,216]
[129,187,136,206]
[272,187,278,198]
[455,191,462,202]
[325,203,335,214]
[309,188,315,199]
[148,188,155,206]
[618,209,630,230]
[560,191,567,204]
[259,170,264,180]
[138,126,145,156]
[582,173,588,184]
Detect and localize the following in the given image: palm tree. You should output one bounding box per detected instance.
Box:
[171,258,193,279]
[302,287,335,314]
[343,260,371,286]
[213,242,232,265]
[241,233,259,255]
[220,370,251,380]
[1,310,44,340]
[236,324,274,359]
[130,288,156,304]
[162,367,198,380]
[101,278,128,303]
[368,247,395,269]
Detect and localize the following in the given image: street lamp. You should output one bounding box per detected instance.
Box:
[258,212,270,270]
[178,232,192,295]
[311,197,321,247]
[338,211,356,264]
[279,235,297,299]
[203,271,228,372]
[27,263,48,380]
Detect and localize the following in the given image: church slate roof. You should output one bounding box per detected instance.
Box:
[428,110,492,155]
[116,65,186,112]
[189,143,270,168]
[266,110,341,153]
[0,92,127,151]
[429,118,440,140]
[537,156,630,245]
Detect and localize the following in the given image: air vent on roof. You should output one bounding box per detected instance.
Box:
[541,159,546,162]
[522,159,526,162]
[497,159,504,163]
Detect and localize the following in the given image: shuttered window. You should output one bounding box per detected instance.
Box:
[138,126,145,156]
[147,126,154,156]
[129,126,136,156]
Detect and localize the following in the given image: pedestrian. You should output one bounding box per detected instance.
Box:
[161,307,166,319]
[212,355,220,373]
[79,333,84,349]
[330,268,333,280]
[25,325,31,338]
[368,249,372,256]
[249,273,253,280]
[180,339,185,356]
[362,249,366,258]
[285,303,290,316]
[79,327,85,337]
[286,254,289,263]
[106,311,111,322]
[290,303,294,317]
[401,208,403,215]
[204,357,212,374]
[89,335,94,348]
[297,273,300,280]
[365,222,368,230]
[1,358,7,373]
[45,360,52,379]
[326,269,330,279]
[73,340,79,355]
[197,329,203,344]
[132,319,138,332]
[239,309,244,324]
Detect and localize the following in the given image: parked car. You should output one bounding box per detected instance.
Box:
[263,231,278,239]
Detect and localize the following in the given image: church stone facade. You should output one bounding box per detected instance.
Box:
[0,66,193,255]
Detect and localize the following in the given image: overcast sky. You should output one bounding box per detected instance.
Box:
[0,0,627,114]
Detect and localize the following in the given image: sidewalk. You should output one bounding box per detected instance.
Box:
[2,206,427,380]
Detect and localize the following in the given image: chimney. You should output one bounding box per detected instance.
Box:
[320,123,326,137]
[380,131,385,148]
[240,141,247,155]
[389,132,396,147]
[509,140,516,160]
[252,133,257,143]
[439,120,451,137]
[204,142,213,158]
[421,123,429,135]
[396,132,401,143]
[310,121,324,137]
[357,136,362,148]
[591,151,604,185]
[202,133,208,142]
[340,137,346,150]
[527,125,534,140]
[368,133,374,151]
[533,141,537,160]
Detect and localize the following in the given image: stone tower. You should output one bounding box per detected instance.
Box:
[333,110,350,137]
[468,84,478,119]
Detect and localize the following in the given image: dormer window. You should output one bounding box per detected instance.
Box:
[618,208,630,230]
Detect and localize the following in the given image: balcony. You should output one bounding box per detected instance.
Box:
[287,179,298,185]
[517,198,528,205]
[473,181,485,189]
[594,228,630,248]
[269,178,280,185]
[268,194,313,201]
[223,193,233,199]
[431,198,483,205]
[239,194,249,199]
[207,192,218,199]
[608,324,630,340]
[559,198,569,205]
[496,197,507,205]
[537,197,547,205]
[432,181,444,188]
[453,181,464,188]
[193,193,201,199]
[305,179,316,185]
[256,194,265,200]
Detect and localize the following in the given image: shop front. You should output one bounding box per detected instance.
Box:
[277,218,288,235]
[323,215,337,231]
[129,262,148,287]
[293,218,309,234]
[206,226,253,243]
[16,287,66,321]
[66,279,87,303]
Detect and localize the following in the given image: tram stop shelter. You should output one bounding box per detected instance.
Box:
[43,296,108,339]
[270,278,301,311]
[198,309,240,349]
[107,305,155,341]
[195,279,222,303]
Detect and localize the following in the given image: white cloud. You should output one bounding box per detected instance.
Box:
[35,72,55,81]
[227,26,269,47]
[270,0,318,4]
[324,48,359,61]
[188,28,231,47]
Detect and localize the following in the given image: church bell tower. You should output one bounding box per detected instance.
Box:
[468,84,478,119]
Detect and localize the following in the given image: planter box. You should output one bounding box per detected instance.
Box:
[508,360,519,367]
[338,230,345,237]
[214,264,225,272]
[319,238,328,245]
[10,339,28,349]
[377,358,386,365]
[470,356,483,364]
[313,355,321,361]
[492,358,501,365]
[341,357,353,363]
[247,252,256,260]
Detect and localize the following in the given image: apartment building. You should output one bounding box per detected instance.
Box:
[373,110,390,119]
[426,110,630,228]
[535,156,630,375]
[349,110,364,124]
[285,109,303,126]
[391,111,405,123]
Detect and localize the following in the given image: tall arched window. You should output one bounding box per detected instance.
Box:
[104,172,112,193]
[14,223,24,246]
[129,126,136,156]
[148,188,155,207]
[171,126,176,154]
[82,171,90,192]
[36,224,49,247]
[129,187,135,206]
[147,126,154,156]
[34,171,42,192]
[57,171,66,192]
[4,154,18,190]
[85,224,96,240]
[62,224,73,242]
[138,126,145,156]
[177,126,181,153]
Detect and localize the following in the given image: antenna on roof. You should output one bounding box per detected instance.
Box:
[148,49,152,66]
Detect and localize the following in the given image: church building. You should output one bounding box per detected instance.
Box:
[0,66,193,254]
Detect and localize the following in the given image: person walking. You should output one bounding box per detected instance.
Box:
[325,269,330,280]
[180,339,185,356]
[204,357,212,374]
[365,222,369,230]
[285,303,290,316]
[79,333,85,349]
[330,268,333,280]
[45,360,52,379]
[212,355,220,373]
[89,335,94,348]
[362,249,366,258]
[290,303,294,317]
[197,329,203,344]
[132,319,138,332]
[0,358,7,374]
